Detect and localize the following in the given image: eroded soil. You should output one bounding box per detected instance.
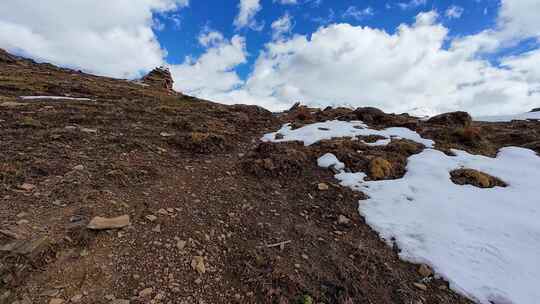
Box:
[1,49,539,304]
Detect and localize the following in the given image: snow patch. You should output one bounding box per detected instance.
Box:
[262,120,434,147]
[327,147,540,304]
[19,96,93,101]
[317,153,345,171]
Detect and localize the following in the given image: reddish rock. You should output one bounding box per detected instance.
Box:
[142,66,174,90]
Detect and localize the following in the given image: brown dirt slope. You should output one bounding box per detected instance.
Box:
[1,49,538,304]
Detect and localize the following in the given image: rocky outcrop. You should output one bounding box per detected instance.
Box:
[426,111,472,127]
[0,48,17,63]
[141,66,174,90]
[450,169,507,188]
[531,108,540,113]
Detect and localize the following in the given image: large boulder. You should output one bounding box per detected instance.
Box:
[142,66,174,90]
[353,107,387,124]
[426,111,472,127]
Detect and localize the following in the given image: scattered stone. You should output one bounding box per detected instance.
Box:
[16,219,29,225]
[337,215,351,226]
[176,240,187,250]
[112,300,130,304]
[18,183,36,191]
[301,254,309,260]
[72,165,85,171]
[49,299,64,304]
[418,264,433,277]
[160,132,175,138]
[138,288,153,297]
[157,209,169,215]
[70,294,83,303]
[145,215,158,222]
[413,282,428,291]
[16,212,29,218]
[80,128,97,134]
[152,224,161,233]
[87,215,130,230]
[317,183,329,191]
[104,294,115,301]
[191,256,206,274]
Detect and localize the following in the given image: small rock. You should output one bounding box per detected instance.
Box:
[413,282,428,291]
[72,165,85,171]
[18,183,36,191]
[337,215,351,225]
[418,264,433,277]
[152,225,161,233]
[138,288,153,297]
[112,300,130,304]
[87,215,130,230]
[49,299,64,304]
[70,294,83,303]
[16,219,29,225]
[145,215,157,222]
[157,209,169,215]
[80,128,97,133]
[317,183,329,191]
[104,294,115,300]
[301,254,309,260]
[176,240,187,250]
[16,212,29,218]
[191,256,206,274]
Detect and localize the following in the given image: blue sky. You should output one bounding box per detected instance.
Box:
[154,0,502,78]
[0,0,539,115]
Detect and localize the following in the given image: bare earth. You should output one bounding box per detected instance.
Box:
[1,49,539,304]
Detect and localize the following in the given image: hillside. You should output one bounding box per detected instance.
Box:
[1,49,539,304]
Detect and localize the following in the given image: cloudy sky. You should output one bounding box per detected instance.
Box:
[1,0,539,115]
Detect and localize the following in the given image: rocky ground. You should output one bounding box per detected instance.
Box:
[1,48,539,304]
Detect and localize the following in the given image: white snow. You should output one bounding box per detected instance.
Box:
[19,96,93,101]
[474,111,540,122]
[266,120,540,304]
[329,147,540,304]
[317,153,345,170]
[262,120,434,147]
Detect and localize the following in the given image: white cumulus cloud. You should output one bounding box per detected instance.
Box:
[169,31,247,98]
[271,13,293,40]
[0,0,189,79]
[234,0,263,30]
[445,5,464,19]
[202,10,540,115]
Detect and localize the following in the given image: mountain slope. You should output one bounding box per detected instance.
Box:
[1,49,539,304]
